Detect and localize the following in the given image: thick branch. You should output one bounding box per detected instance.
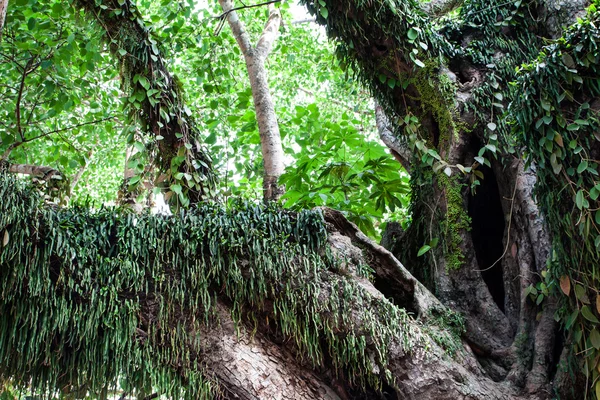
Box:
[255,4,281,60]
[218,0,253,56]
[75,0,215,202]
[201,302,340,400]
[7,163,62,180]
[374,102,412,173]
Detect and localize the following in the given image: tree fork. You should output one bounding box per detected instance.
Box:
[218,0,285,202]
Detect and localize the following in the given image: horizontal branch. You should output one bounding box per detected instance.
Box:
[1,116,117,160]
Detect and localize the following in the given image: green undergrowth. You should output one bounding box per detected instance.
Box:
[0,174,424,397]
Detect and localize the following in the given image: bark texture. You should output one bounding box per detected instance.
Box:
[218,0,285,202]
[0,0,7,41]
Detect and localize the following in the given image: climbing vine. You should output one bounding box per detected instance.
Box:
[75,0,216,207]
[512,7,600,394]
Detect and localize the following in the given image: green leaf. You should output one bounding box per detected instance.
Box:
[170,184,182,195]
[319,7,328,18]
[575,190,585,210]
[581,306,599,324]
[576,284,590,303]
[562,53,575,68]
[413,58,425,68]
[590,329,600,350]
[417,245,431,257]
[407,28,418,41]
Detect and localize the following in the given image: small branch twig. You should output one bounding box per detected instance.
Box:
[1,116,116,161]
[214,0,281,20]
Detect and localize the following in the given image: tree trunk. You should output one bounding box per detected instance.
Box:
[0,0,7,41]
[298,0,594,397]
[218,0,285,202]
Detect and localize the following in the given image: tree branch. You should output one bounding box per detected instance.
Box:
[214,0,281,21]
[255,4,281,59]
[217,0,255,55]
[7,163,62,180]
[375,102,412,173]
[0,0,8,42]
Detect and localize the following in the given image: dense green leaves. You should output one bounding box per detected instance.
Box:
[0,0,125,202]
[512,7,600,389]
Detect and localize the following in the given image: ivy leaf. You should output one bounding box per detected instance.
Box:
[319,7,329,18]
[170,184,182,195]
[591,329,600,350]
[575,284,590,304]
[413,58,425,68]
[407,28,418,41]
[554,133,564,148]
[562,53,575,68]
[575,190,586,210]
[581,305,599,324]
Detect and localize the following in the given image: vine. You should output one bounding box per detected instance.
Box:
[511,7,600,395]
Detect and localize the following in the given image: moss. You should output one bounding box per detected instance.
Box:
[437,173,471,270]
[411,63,458,144]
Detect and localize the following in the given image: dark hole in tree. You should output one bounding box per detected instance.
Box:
[549,325,566,380]
[448,59,472,85]
[468,162,506,312]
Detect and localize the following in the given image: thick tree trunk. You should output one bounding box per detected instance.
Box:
[218,0,285,202]
[298,0,593,397]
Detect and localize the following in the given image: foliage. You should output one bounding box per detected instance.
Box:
[0,0,408,237]
[511,8,600,393]
[0,173,424,396]
[0,0,125,203]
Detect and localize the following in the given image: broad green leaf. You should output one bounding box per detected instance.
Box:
[417,245,431,257]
